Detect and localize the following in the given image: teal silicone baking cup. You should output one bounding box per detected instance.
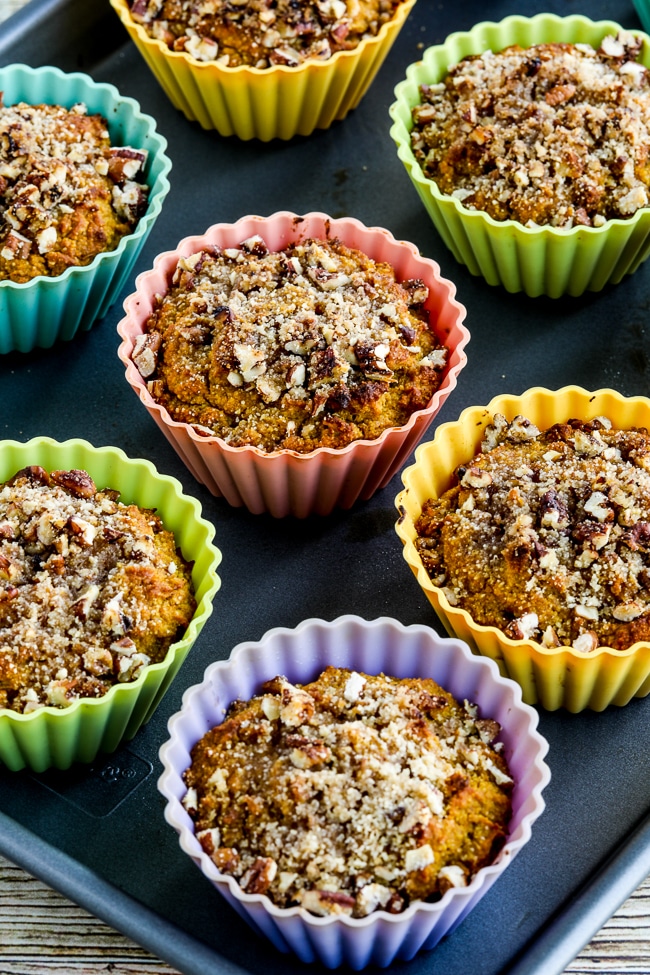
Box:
[389,14,650,298]
[0,438,221,772]
[634,1,650,34]
[0,64,171,353]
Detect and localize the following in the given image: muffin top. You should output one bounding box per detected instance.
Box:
[415,413,650,652]
[410,32,650,228]
[0,98,149,283]
[183,665,513,916]
[133,234,448,453]
[0,464,195,713]
[128,0,404,67]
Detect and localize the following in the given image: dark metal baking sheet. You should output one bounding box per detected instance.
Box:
[0,1,649,973]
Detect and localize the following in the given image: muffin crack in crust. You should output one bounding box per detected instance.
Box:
[0,98,149,283]
[0,465,196,713]
[134,235,448,453]
[128,0,404,68]
[183,666,512,917]
[410,32,650,228]
[415,413,650,651]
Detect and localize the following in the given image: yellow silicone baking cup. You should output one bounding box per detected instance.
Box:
[395,387,650,712]
[389,14,650,298]
[110,0,417,140]
[0,438,222,772]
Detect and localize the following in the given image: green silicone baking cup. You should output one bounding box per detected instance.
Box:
[389,14,650,298]
[0,64,171,353]
[0,439,221,772]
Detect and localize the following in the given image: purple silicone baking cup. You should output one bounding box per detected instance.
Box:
[158,616,550,969]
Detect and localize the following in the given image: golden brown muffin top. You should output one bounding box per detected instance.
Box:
[0,99,148,282]
[415,414,650,652]
[183,666,512,916]
[410,32,650,228]
[129,0,403,67]
[134,235,448,453]
[0,465,195,712]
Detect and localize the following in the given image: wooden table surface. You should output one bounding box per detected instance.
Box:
[0,0,649,972]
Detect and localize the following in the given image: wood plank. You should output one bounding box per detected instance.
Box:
[1,853,650,973]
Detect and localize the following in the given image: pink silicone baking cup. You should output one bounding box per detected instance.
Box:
[158,616,550,969]
[117,212,469,518]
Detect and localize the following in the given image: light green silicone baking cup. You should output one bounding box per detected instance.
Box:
[0,64,171,353]
[0,439,221,772]
[389,14,650,298]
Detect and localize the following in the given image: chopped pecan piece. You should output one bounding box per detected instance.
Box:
[241,857,277,894]
[132,332,162,378]
[50,468,96,498]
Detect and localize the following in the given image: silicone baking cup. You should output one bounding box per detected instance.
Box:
[0,438,221,773]
[0,63,171,354]
[109,0,416,140]
[158,616,549,969]
[389,14,650,298]
[634,1,650,34]
[395,386,650,712]
[116,211,469,518]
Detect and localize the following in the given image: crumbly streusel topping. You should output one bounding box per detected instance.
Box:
[415,414,650,652]
[410,32,650,228]
[0,465,195,713]
[134,235,447,453]
[0,99,148,282]
[129,0,403,68]
[183,666,512,917]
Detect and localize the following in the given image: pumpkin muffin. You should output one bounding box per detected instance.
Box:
[131,234,448,453]
[0,464,196,713]
[182,664,513,917]
[410,31,650,228]
[414,413,650,652]
[0,97,149,283]
[128,0,405,68]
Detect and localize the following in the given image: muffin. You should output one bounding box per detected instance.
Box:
[159,616,550,968]
[395,386,650,712]
[109,0,417,140]
[131,235,449,454]
[0,64,171,353]
[390,14,650,298]
[0,98,148,284]
[0,464,196,714]
[127,0,404,67]
[117,211,469,518]
[0,437,221,772]
[183,666,513,915]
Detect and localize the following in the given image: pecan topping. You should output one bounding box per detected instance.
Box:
[183,667,511,918]
[127,0,403,68]
[50,469,96,498]
[133,235,448,453]
[241,857,277,894]
[132,332,162,377]
[416,414,650,652]
[410,34,650,228]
